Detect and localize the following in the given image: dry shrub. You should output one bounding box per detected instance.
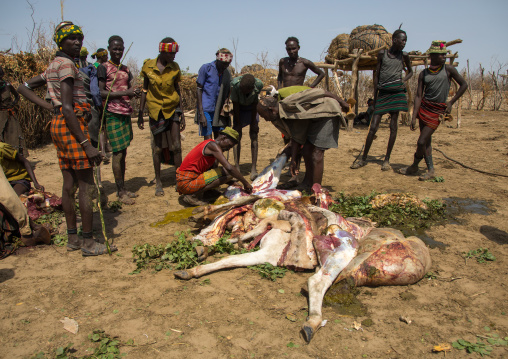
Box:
[241,64,263,74]
[249,69,278,88]
[349,24,392,53]
[0,51,54,148]
[325,34,350,64]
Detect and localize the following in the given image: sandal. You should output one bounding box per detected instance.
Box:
[350,159,367,169]
[399,166,419,176]
[118,194,135,205]
[381,161,391,171]
[82,243,117,257]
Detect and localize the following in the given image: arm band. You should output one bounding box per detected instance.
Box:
[79,139,89,145]
[24,82,32,90]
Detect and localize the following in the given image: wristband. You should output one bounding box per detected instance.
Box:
[79,139,89,145]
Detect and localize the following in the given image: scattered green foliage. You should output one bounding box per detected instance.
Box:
[452,339,493,356]
[86,330,123,358]
[463,248,496,263]
[32,342,74,359]
[424,272,437,280]
[35,211,65,245]
[330,191,446,233]
[428,176,445,183]
[131,231,201,273]
[31,330,130,358]
[131,230,258,274]
[108,201,123,213]
[248,263,288,281]
[485,335,508,347]
[287,341,300,348]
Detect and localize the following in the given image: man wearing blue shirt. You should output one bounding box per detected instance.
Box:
[196,48,233,140]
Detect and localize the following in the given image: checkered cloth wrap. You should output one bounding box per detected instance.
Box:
[105,110,133,153]
[50,103,92,170]
[176,168,223,195]
[417,98,447,130]
[374,81,408,115]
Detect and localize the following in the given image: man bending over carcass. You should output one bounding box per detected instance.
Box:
[257,86,349,191]
[176,127,252,206]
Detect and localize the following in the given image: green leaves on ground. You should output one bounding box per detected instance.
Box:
[108,201,123,212]
[35,211,66,245]
[31,330,130,358]
[463,248,496,263]
[131,231,257,274]
[131,231,201,273]
[452,335,508,356]
[248,263,288,281]
[329,191,446,233]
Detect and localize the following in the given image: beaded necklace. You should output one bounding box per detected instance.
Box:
[428,65,443,74]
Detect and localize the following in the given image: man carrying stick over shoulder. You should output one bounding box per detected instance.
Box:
[399,40,467,181]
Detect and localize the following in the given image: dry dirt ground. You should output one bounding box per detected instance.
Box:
[1,109,507,359]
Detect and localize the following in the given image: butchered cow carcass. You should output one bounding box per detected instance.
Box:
[174,156,431,343]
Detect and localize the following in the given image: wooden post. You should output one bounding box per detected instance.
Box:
[324,68,329,91]
[449,52,460,128]
[349,49,363,131]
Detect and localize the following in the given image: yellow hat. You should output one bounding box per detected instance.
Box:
[220,127,239,143]
[80,47,88,56]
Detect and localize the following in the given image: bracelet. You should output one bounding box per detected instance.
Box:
[142,89,148,93]
[79,139,89,145]
[24,82,32,90]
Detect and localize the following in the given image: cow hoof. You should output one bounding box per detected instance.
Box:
[174,270,192,280]
[301,325,314,343]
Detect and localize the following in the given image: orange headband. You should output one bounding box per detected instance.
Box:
[159,42,179,53]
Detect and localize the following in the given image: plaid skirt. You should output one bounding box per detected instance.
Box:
[105,110,133,152]
[374,82,408,115]
[50,103,92,170]
[176,168,223,195]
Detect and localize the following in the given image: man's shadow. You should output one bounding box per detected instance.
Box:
[480,225,508,245]
[0,268,15,283]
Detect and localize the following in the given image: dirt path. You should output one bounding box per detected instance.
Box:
[1,110,507,358]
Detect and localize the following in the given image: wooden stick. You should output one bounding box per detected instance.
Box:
[445,39,462,47]
[349,49,363,131]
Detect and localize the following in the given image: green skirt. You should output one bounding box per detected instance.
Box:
[105,110,133,152]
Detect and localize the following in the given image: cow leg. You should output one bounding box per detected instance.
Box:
[174,229,290,280]
[302,240,358,343]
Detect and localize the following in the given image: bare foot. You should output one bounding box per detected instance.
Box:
[155,186,164,197]
[250,169,258,181]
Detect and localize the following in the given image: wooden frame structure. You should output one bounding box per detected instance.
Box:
[315,39,463,130]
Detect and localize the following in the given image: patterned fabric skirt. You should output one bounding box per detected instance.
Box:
[417,98,447,130]
[176,168,223,195]
[105,110,133,152]
[50,103,92,170]
[374,82,408,115]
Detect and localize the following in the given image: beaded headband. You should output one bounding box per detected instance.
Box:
[217,52,233,63]
[159,42,179,53]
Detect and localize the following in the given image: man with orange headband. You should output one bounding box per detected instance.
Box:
[138,37,185,196]
[195,48,233,140]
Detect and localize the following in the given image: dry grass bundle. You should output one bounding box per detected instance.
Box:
[325,33,350,64]
[241,64,263,74]
[249,68,278,88]
[179,75,197,111]
[0,51,54,148]
[349,24,392,53]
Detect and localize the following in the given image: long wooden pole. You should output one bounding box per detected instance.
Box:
[349,49,363,131]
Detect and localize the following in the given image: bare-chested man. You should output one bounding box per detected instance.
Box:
[277,37,324,184]
[278,37,325,89]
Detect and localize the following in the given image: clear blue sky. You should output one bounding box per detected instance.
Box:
[1,0,507,74]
